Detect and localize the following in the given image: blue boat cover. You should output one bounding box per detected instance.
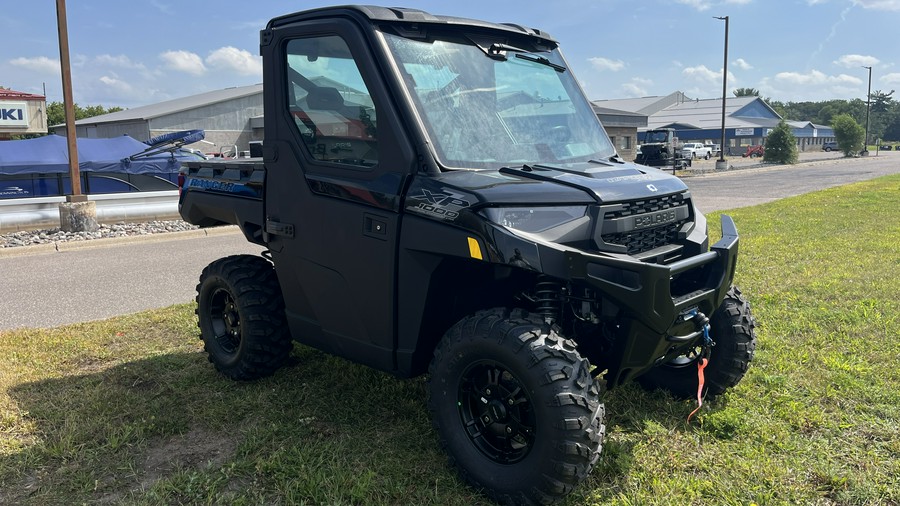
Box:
[0,134,197,175]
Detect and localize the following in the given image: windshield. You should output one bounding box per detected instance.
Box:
[383,32,616,170]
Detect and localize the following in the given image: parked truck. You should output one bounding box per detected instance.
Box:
[634,128,692,170]
[179,6,757,505]
[681,142,713,160]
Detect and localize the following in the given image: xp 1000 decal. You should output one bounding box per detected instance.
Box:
[409,188,470,221]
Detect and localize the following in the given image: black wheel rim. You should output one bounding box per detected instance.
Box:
[458,361,535,464]
[208,287,241,354]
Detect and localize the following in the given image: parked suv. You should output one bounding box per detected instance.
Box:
[823,141,838,152]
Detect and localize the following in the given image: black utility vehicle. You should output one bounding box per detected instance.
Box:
[179,6,756,504]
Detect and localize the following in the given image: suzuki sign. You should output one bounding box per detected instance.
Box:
[0,101,28,127]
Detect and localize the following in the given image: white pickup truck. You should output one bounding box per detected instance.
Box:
[681,142,712,160]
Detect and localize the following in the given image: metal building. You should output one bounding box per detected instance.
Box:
[51,84,263,157]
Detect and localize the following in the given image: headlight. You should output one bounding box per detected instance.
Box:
[482,206,588,233]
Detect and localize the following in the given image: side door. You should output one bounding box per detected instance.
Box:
[263,19,415,371]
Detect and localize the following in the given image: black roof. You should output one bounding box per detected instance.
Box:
[267,5,557,44]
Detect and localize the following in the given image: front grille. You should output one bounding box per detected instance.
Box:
[599,192,691,255]
[604,193,686,219]
[602,221,685,254]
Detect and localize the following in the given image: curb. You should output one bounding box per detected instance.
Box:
[0,225,241,258]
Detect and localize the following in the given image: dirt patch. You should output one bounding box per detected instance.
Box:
[94,426,238,503]
[141,427,237,486]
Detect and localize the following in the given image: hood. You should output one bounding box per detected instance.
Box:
[432,161,688,207]
[405,161,689,221]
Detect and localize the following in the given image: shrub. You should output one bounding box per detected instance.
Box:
[763,120,798,164]
[831,114,865,156]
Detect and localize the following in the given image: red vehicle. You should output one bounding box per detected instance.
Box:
[742,145,765,158]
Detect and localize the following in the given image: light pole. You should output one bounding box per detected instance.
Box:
[862,65,872,155]
[714,16,729,169]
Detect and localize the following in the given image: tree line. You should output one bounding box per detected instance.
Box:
[734,87,898,143]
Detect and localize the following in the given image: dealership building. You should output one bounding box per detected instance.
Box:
[0,89,48,140]
[594,91,836,155]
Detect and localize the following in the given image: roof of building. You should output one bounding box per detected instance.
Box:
[647,96,781,130]
[591,104,648,128]
[592,91,692,116]
[71,84,263,125]
[0,89,46,100]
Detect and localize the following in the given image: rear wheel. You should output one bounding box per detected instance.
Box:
[196,255,292,380]
[636,286,757,398]
[428,308,605,505]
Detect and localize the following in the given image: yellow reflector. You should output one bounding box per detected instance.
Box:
[467,237,483,260]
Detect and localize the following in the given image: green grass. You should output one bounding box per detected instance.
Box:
[2,175,900,505]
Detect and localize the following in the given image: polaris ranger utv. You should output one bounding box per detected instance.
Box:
[179,5,756,504]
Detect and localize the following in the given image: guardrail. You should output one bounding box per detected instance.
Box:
[0,191,181,233]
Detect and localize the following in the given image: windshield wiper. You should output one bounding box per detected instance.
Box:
[476,41,566,72]
[514,53,566,72]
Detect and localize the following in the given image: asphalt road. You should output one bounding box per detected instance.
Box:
[1,151,898,331]
[684,150,900,212]
[0,231,262,330]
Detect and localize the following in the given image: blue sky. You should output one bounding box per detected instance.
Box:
[2,0,899,109]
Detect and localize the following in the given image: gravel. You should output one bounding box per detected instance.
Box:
[1,220,199,249]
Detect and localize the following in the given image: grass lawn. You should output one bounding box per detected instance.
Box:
[2,174,899,505]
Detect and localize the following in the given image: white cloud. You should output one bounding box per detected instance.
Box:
[98,75,134,94]
[621,77,653,97]
[882,72,900,85]
[774,70,861,86]
[9,56,60,75]
[159,50,206,76]
[833,54,880,68]
[854,0,900,11]
[95,54,146,70]
[759,70,864,101]
[733,58,753,70]
[677,0,713,11]
[682,65,735,84]
[677,0,751,10]
[588,56,625,72]
[205,46,262,76]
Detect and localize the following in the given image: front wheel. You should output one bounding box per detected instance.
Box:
[428,308,605,505]
[704,152,711,160]
[636,286,757,398]
[196,255,293,380]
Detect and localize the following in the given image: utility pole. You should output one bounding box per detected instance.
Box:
[56,0,98,231]
[714,16,729,169]
[862,65,872,156]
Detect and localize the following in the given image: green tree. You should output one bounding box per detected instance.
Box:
[831,113,865,156]
[870,90,894,114]
[763,120,798,164]
[733,87,760,97]
[46,101,124,128]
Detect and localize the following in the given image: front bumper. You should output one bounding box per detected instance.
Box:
[490,214,739,386]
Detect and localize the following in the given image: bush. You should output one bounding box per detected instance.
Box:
[831,114,865,156]
[763,120,798,164]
